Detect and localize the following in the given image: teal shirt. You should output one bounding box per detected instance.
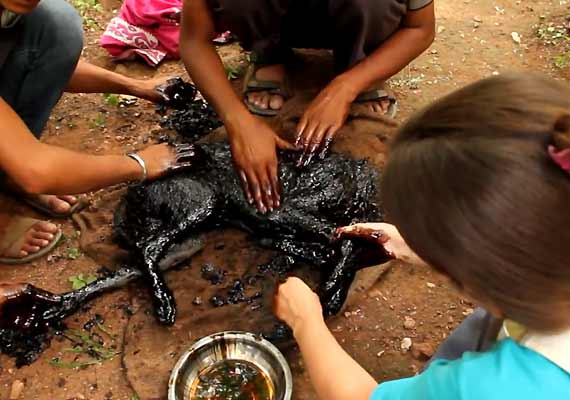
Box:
[371,339,570,400]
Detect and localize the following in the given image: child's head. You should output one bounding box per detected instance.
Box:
[382,73,570,332]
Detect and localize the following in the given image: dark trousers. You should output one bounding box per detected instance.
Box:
[207,0,407,72]
[427,308,502,367]
[0,0,83,138]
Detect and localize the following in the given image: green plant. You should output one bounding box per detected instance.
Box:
[68,273,97,289]
[90,113,106,129]
[49,328,119,369]
[225,65,244,80]
[66,247,82,261]
[70,0,102,29]
[103,93,120,106]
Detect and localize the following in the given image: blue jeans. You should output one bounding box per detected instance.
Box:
[0,0,83,137]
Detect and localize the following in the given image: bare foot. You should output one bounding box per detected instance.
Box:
[365,98,393,114]
[26,194,78,215]
[360,83,395,115]
[0,213,59,259]
[247,64,286,112]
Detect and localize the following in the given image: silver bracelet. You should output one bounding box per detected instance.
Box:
[127,153,147,183]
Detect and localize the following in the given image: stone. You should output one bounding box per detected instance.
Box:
[403,316,416,330]
[401,337,413,352]
[411,342,435,361]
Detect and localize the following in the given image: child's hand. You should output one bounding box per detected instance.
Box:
[336,223,426,266]
[274,277,324,333]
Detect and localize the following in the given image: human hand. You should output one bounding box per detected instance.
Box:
[295,78,356,166]
[274,277,324,334]
[138,143,205,181]
[228,116,295,213]
[336,223,426,266]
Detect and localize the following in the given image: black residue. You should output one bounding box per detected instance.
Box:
[83,314,104,331]
[201,264,227,285]
[210,296,226,308]
[114,140,389,325]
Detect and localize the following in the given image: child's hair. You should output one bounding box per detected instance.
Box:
[382,73,570,332]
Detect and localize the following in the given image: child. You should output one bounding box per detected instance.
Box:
[179,0,435,212]
[274,73,570,399]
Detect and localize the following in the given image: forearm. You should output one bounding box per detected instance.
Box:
[341,26,435,97]
[30,144,142,194]
[294,317,378,400]
[66,60,134,95]
[0,98,141,194]
[180,1,252,134]
[180,40,251,129]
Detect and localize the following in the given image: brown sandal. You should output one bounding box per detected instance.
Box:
[243,64,292,117]
[0,217,62,265]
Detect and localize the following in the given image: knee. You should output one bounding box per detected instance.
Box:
[26,0,84,62]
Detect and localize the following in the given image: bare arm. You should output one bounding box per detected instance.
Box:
[275,278,378,400]
[0,98,178,194]
[296,3,436,160]
[180,0,294,213]
[66,60,163,102]
[341,3,436,96]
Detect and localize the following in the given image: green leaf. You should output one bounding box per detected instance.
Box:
[68,273,97,289]
[67,247,82,260]
[49,357,100,369]
[103,93,120,106]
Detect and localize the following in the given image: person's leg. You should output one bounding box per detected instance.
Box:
[326,0,407,72]
[0,0,83,137]
[0,0,83,214]
[208,0,291,112]
[425,308,502,367]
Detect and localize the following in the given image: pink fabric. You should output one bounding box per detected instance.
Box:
[100,0,182,66]
[548,145,570,173]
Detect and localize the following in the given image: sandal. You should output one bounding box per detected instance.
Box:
[354,89,398,118]
[0,217,62,265]
[23,197,87,218]
[243,64,291,117]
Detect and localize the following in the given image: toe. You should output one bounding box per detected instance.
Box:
[28,238,50,248]
[259,93,270,110]
[33,221,59,234]
[33,231,55,241]
[269,95,284,111]
[58,195,78,205]
[48,196,71,214]
[21,244,40,254]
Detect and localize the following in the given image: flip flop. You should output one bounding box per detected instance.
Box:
[23,197,87,218]
[243,64,291,117]
[0,217,62,265]
[354,89,398,118]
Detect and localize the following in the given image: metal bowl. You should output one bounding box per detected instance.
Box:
[168,331,293,400]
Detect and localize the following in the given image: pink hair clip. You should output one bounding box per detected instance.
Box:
[548,145,570,173]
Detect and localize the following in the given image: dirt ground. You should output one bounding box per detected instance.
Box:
[1,0,569,399]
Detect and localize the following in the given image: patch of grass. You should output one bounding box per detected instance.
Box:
[70,0,102,30]
[103,93,120,106]
[66,247,82,261]
[225,65,245,81]
[554,52,570,69]
[90,113,106,129]
[535,16,570,69]
[49,328,119,369]
[68,273,96,289]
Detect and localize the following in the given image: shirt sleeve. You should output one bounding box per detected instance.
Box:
[407,0,433,11]
[369,359,460,400]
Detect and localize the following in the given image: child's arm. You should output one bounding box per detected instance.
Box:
[274,278,378,400]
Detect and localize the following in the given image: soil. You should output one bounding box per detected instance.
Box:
[1,0,569,399]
